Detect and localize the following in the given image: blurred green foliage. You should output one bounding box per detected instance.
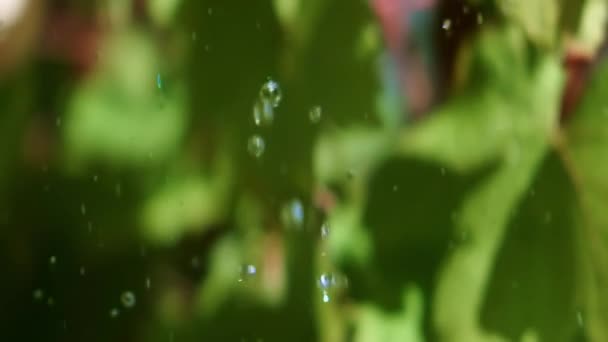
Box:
[1,0,608,341]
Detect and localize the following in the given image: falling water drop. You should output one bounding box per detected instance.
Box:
[121,291,136,308]
[33,289,44,301]
[238,264,257,282]
[318,273,335,290]
[309,106,322,124]
[442,19,452,31]
[253,100,274,126]
[109,308,120,318]
[156,73,163,90]
[322,291,330,303]
[281,199,305,229]
[191,256,200,269]
[247,135,265,158]
[321,222,330,239]
[259,79,282,108]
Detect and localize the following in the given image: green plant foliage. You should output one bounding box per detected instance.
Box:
[64,31,187,169]
[3,0,608,341]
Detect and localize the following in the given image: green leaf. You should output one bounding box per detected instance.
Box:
[398,26,564,340]
[497,0,559,48]
[64,31,187,169]
[432,143,547,342]
[399,26,561,172]
[565,58,608,342]
[140,171,231,245]
[141,149,233,245]
[354,286,425,342]
[480,152,579,342]
[574,0,606,53]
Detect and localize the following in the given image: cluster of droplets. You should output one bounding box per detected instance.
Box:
[253,79,281,127]
[248,79,282,159]
[248,79,324,158]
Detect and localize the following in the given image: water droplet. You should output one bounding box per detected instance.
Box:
[309,106,322,124]
[33,289,44,301]
[80,203,86,216]
[80,267,86,276]
[192,31,197,41]
[238,264,257,282]
[442,19,452,30]
[317,272,348,290]
[87,221,93,233]
[207,7,213,15]
[281,199,305,229]
[392,185,398,192]
[544,212,553,224]
[49,256,57,265]
[47,297,55,306]
[204,44,210,52]
[318,273,337,290]
[322,291,330,303]
[259,79,282,108]
[253,100,274,126]
[145,277,151,290]
[440,167,446,176]
[191,256,200,269]
[115,183,122,198]
[120,291,136,308]
[577,310,584,327]
[247,135,265,158]
[55,117,62,127]
[156,73,163,90]
[109,308,120,318]
[93,174,98,182]
[321,222,330,239]
[477,13,484,25]
[463,6,469,14]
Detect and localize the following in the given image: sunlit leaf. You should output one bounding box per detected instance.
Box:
[354,286,425,342]
[565,58,608,342]
[64,31,187,169]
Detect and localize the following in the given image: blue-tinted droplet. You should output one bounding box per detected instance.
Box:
[282,199,304,229]
[259,79,282,108]
[156,73,162,90]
